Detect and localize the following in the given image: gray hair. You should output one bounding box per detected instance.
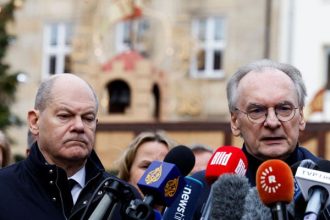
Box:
[226,59,307,112]
[34,74,99,112]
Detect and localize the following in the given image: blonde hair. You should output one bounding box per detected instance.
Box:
[116,131,176,181]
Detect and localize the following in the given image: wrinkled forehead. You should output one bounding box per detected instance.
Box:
[236,69,298,105]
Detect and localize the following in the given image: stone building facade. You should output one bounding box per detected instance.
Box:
[8,0,321,170]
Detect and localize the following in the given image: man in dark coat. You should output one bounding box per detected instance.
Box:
[0,74,140,220]
[192,59,322,219]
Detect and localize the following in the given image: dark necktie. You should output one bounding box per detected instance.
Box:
[68,179,77,191]
[67,179,77,211]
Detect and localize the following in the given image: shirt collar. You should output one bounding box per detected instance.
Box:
[68,166,86,188]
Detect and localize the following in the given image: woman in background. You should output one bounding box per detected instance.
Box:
[116,131,176,195]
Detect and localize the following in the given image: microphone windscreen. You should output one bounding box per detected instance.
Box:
[164,145,195,176]
[210,174,250,220]
[205,145,248,184]
[241,187,272,220]
[256,159,294,206]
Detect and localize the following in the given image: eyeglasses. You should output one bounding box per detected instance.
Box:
[235,103,299,124]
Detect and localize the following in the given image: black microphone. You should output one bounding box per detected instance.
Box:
[163,145,195,177]
[125,145,195,220]
[85,178,136,220]
[209,173,250,220]
[295,159,330,220]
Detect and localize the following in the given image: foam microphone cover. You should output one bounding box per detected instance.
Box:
[209,174,250,220]
[205,145,248,184]
[164,145,195,176]
[256,159,294,206]
[241,187,272,220]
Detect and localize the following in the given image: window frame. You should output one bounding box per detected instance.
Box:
[115,18,149,56]
[190,16,226,79]
[42,22,73,78]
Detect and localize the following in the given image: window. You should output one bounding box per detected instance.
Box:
[115,18,150,57]
[190,17,225,78]
[42,23,73,78]
[107,80,131,114]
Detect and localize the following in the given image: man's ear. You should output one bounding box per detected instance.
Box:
[230,112,241,137]
[299,109,306,131]
[28,110,40,136]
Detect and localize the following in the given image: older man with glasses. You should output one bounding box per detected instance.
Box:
[192,59,321,220]
[226,59,320,186]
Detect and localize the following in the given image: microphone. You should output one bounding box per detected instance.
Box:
[241,187,272,220]
[162,145,196,177]
[291,159,318,201]
[209,173,250,220]
[289,159,318,219]
[256,159,294,220]
[85,178,136,220]
[241,160,318,220]
[200,145,248,220]
[295,159,330,220]
[125,145,195,220]
[162,176,204,220]
[205,145,248,184]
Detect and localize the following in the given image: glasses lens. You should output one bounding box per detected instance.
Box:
[247,107,267,123]
[276,104,295,121]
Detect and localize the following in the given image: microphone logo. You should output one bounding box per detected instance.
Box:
[210,152,232,166]
[259,166,282,193]
[164,176,180,198]
[145,165,162,184]
[235,159,247,176]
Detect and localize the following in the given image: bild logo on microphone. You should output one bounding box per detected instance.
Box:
[210,151,247,176]
[210,152,232,165]
[260,166,282,193]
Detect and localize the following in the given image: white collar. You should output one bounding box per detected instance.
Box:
[68,166,86,188]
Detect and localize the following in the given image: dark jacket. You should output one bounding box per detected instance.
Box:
[0,143,140,220]
[191,144,321,220]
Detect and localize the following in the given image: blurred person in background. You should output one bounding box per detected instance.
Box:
[116,131,176,196]
[190,144,213,174]
[0,130,11,168]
